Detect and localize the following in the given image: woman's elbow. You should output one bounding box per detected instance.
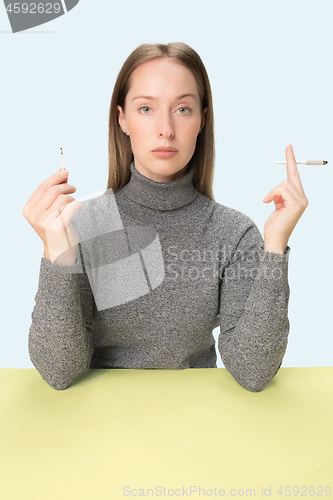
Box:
[242,380,267,392]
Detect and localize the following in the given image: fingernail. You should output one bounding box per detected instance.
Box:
[60,169,68,176]
[289,143,293,152]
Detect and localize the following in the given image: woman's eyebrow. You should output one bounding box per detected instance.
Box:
[132,93,197,101]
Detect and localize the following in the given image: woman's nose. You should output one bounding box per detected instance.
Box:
[157,115,175,137]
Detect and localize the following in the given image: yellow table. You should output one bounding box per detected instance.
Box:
[1,368,332,500]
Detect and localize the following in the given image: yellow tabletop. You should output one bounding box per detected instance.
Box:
[1,367,332,500]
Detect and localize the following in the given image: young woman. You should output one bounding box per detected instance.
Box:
[23,42,308,392]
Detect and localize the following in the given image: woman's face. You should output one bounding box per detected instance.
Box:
[117,58,207,183]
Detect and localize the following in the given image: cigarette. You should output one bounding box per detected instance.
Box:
[276,160,328,165]
[60,147,64,170]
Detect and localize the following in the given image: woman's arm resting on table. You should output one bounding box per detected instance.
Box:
[219,143,308,392]
[28,243,95,391]
[218,223,291,392]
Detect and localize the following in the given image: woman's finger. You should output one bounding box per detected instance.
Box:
[24,169,69,211]
[263,184,306,212]
[286,144,306,197]
[56,200,83,229]
[263,180,306,207]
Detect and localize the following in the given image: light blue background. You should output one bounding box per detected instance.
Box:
[1,0,332,368]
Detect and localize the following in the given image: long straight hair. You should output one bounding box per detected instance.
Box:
[107,42,216,200]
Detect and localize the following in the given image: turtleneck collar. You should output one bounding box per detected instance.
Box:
[120,160,199,211]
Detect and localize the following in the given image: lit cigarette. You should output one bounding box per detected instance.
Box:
[276,160,328,165]
[60,147,64,170]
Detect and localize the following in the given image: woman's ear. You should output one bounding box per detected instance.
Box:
[199,107,208,133]
[117,105,126,134]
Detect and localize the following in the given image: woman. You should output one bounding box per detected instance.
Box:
[23,42,308,392]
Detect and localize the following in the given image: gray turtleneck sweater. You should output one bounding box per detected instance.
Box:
[28,161,291,392]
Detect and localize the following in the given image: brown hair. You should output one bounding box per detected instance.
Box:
[107,42,216,200]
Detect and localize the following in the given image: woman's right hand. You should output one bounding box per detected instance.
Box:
[22,168,83,264]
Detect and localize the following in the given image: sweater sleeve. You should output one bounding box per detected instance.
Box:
[28,243,96,391]
[218,222,291,392]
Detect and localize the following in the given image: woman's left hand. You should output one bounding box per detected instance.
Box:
[262,144,309,254]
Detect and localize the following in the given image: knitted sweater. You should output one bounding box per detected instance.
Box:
[28,160,291,392]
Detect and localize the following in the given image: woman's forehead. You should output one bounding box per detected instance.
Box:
[128,60,198,99]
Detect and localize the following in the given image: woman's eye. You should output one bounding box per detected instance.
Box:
[178,107,192,114]
[139,106,151,114]
[138,106,192,114]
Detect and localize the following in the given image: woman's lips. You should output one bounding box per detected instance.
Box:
[151,151,178,158]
